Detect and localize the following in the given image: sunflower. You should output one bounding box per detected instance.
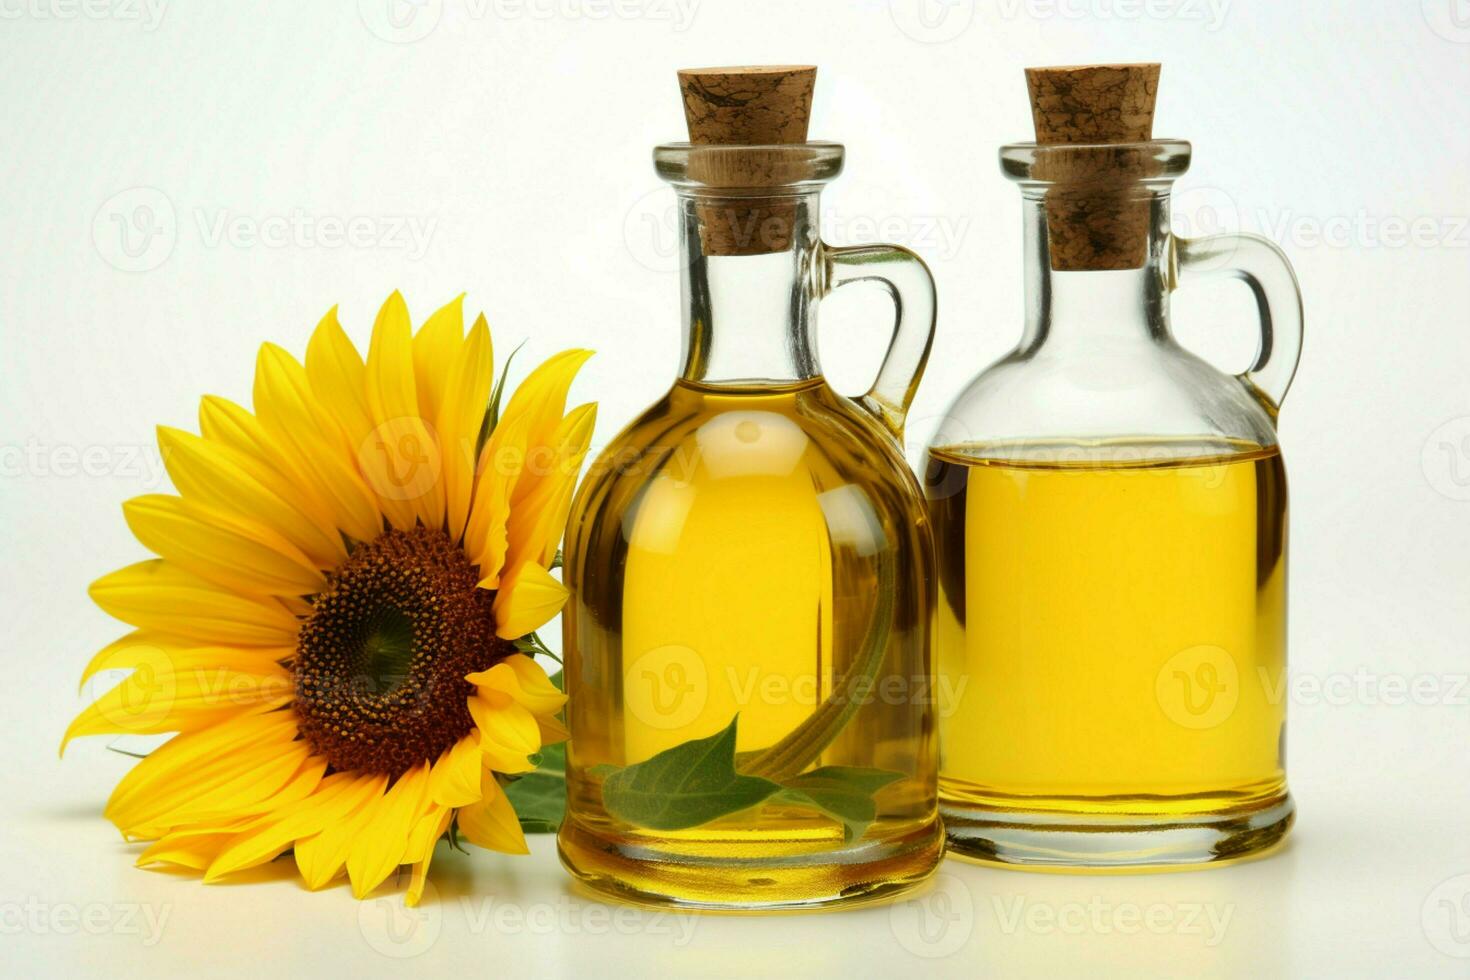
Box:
[61,292,593,905]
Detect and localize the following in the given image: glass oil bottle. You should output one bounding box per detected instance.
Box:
[559,66,943,909]
[927,64,1304,868]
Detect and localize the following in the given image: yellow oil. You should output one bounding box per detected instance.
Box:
[925,438,1289,838]
[560,378,941,909]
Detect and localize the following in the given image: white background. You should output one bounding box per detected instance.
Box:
[2,1,1468,977]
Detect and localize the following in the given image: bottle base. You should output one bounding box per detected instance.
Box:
[941,793,1294,872]
[557,816,945,912]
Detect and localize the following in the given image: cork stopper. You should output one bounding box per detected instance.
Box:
[1024,64,1161,271]
[676,66,817,256]
[679,65,815,145]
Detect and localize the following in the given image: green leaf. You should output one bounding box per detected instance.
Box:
[513,631,561,664]
[599,716,782,830]
[106,745,149,760]
[502,663,566,833]
[595,715,905,841]
[476,342,524,453]
[504,740,566,834]
[774,766,904,843]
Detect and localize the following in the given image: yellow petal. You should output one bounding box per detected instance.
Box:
[405,807,454,907]
[77,631,288,693]
[104,711,298,823]
[462,408,533,586]
[252,343,384,542]
[114,738,312,839]
[491,561,567,639]
[123,494,325,597]
[504,403,597,569]
[362,292,444,532]
[158,426,345,569]
[463,350,591,583]
[292,774,390,890]
[466,654,567,717]
[306,306,430,535]
[63,662,290,752]
[456,774,528,855]
[516,400,597,499]
[414,294,465,424]
[346,762,431,898]
[177,752,331,836]
[429,736,485,808]
[90,560,300,647]
[436,315,493,543]
[467,694,540,774]
[132,743,315,839]
[195,397,343,545]
[305,306,374,443]
[137,828,245,870]
[497,349,594,503]
[403,802,451,867]
[203,772,363,881]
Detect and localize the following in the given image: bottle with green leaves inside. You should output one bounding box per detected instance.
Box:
[557,65,942,910]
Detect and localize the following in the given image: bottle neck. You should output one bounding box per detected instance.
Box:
[1020,189,1174,352]
[676,190,822,386]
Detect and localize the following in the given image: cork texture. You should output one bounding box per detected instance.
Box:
[677,66,816,256]
[1025,64,1161,271]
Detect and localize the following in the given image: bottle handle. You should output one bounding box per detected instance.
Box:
[1173,232,1304,414]
[820,243,937,440]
